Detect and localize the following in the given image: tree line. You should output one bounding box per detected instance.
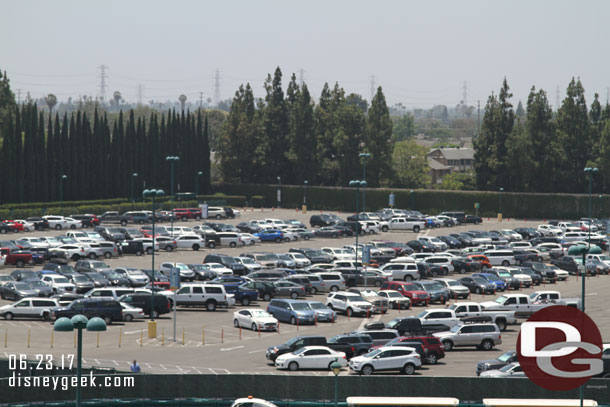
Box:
[475,78,610,194]
[0,70,211,204]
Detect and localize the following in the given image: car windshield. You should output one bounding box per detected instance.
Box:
[108,228,122,233]
[472,277,488,285]
[27,281,46,288]
[494,295,508,304]
[365,349,382,358]
[598,255,610,261]
[256,255,275,261]
[347,295,365,302]
[447,281,460,287]
[308,302,326,310]
[251,310,271,318]
[91,262,109,268]
[55,277,70,283]
[498,272,512,278]
[416,311,428,318]
[292,347,307,355]
[499,364,516,372]
[450,325,461,333]
[74,276,89,282]
[387,291,402,298]
[423,282,443,290]
[498,352,514,363]
[15,283,31,290]
[291,303,311,311]
[277,255,290,260]
[240,258,256,264]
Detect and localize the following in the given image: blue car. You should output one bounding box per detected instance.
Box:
[473,272,506,291]
[425,218,441,228]
[266,298,316,325]
[223,284,259,306]
[254,229,284,243]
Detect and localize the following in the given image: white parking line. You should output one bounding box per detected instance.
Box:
[124,330,141,335]
[221,345,244,351]
[248,349,266,354]
[160,364,167,370]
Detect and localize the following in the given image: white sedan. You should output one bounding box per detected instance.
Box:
[275,346,347,371]
[120,303,146,322]
[238,233,258,246]
[233,309,278,331]
[203,263,233,276]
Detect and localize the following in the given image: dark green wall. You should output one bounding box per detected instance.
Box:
[0,374,608,404]
[214,183,609,220]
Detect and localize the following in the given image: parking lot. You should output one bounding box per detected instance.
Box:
[0,209,608,377]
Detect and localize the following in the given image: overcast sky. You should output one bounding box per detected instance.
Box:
[3,0,609,109]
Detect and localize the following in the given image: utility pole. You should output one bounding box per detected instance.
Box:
[98,64,108,102]
[462,81,468,105]
[199,92,204,108]
[477,100,481,136]
[214,69,221,106]
[298,69,305,86]
[16,89,21,104]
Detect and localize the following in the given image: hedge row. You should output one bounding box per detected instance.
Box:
[213,183,608,220]
[0,195,251,220]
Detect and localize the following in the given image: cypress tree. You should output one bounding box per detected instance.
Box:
[202,114,211,193]
[15,106,24,202]
[37,112,49,201]
[366,86,393,187]
[263,67,289,181]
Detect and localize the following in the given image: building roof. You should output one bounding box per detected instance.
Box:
[428,147,474,160]
[427,157,451,171]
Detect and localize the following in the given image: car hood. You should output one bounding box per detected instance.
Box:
[480,301,503,309]
[478,358,506,366]
[255,316,278,324]
[268,344,290,353]
[432,331,454,338]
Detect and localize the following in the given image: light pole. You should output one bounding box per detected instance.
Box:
[410,189,414,209]
[143,188,165,338]
[303,180,308,213]
[277,176,282,208]
[59,174,68,213]
[349,180,367,287]
[359,153,371,212]
[331,360,342,407]
[498,187,504,219]
[130,173,139,203]
[54,316,107,407]
[165,156,180,232]
[195,171,203,198]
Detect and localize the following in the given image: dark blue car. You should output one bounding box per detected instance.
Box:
[473,272,506,291]
[222,283,259,306]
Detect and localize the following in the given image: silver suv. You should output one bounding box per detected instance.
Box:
[433,323,502,351]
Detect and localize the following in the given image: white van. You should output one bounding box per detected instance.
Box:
[0,298,59,320]
[483,250,516,266]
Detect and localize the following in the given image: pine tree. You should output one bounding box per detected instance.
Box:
[365,86,393,187]
[263,67,289,181]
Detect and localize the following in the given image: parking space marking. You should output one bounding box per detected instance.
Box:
[248,349,266,354]
[221,346,244,351]
[160,364,167,370]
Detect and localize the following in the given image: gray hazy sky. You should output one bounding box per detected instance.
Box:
[3,0,609,109]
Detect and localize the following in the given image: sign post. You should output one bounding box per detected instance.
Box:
[362,246,371,289]
[474,202,480,217]
[170,267,181,342]
[389,193,395,208]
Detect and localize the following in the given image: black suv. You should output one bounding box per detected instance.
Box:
[119,293,172,318]
[266,335,327,362]
[119,241,145,256]
[326,334,373,358]
[204,254,247,276]
[240,281,278,301]
[26,217,50,231]
[309,214,335,227]
[52,298,123,324]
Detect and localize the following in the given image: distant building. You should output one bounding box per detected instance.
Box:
[427,147,475,184]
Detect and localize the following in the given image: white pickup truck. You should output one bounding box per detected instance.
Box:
[447,301,516,331]
[480,291,581,317]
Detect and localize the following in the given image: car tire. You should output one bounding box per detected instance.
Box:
[120,221,127,226]
[290,316,297,325]
[346,308,353,317]
[537,257,543,262]
[361,365,374,376]
[304,236,310,241]
[403,363,416,375]
[181,216,188,221]
[404,276,413,282]
[481,339,494,351]
[476,287,481,294]
[331,286,339,292]
[374,280,382,287]
[4,312,14,320]
[229,242,237,248]
[70,224,76,229]
[501,260,510,266]
[288,362,299,371]
[136,250,143,256]
[152,309,159,318]
[382,226,389,232]
[332,234,338,238]
[104,252,112,259]
[215,214,222,220]
[192,244,200,251]
[195,216,201,221]
[263,293,271,301]
[233,319,239,328]
[496,319,507,331]
[103,316,112,325]
[242,297,250,306]
[124,314,134,322]
[442,340,454,351]
[206,301,217,311]
[290,292,298,300]
[274,237,281,243]
[88,253,97,260]
[55,225,62,230]
[166,246,174,252]
[146,248,153,255]
[16,260,25,267]
[426,353,438,364]
[310,287,317,295]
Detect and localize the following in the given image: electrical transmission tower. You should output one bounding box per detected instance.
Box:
[462,81,468,105]
[556,85,560,111]
[370,75,376,101]
[200,91,204,108]
[298,69,305,86]
[214,69,221,106]
[137,84,144,105]
[98,64,108,102]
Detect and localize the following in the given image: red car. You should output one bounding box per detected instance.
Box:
[468,254,492,269]
[3,221,24,232]
[173,208,202,221]
[380,281,430,306]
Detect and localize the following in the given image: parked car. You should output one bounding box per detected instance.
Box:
[274,346,347,371]
[51,298,123,324]
[266,335,327,362]
[118,293,172,317]
[348,346,421,375]
[476,351,518,376]
[266,299,316,325]
[0,297,59,320]
[433,323,502,351]
[233,309,278,331]
[0,281,37,300]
